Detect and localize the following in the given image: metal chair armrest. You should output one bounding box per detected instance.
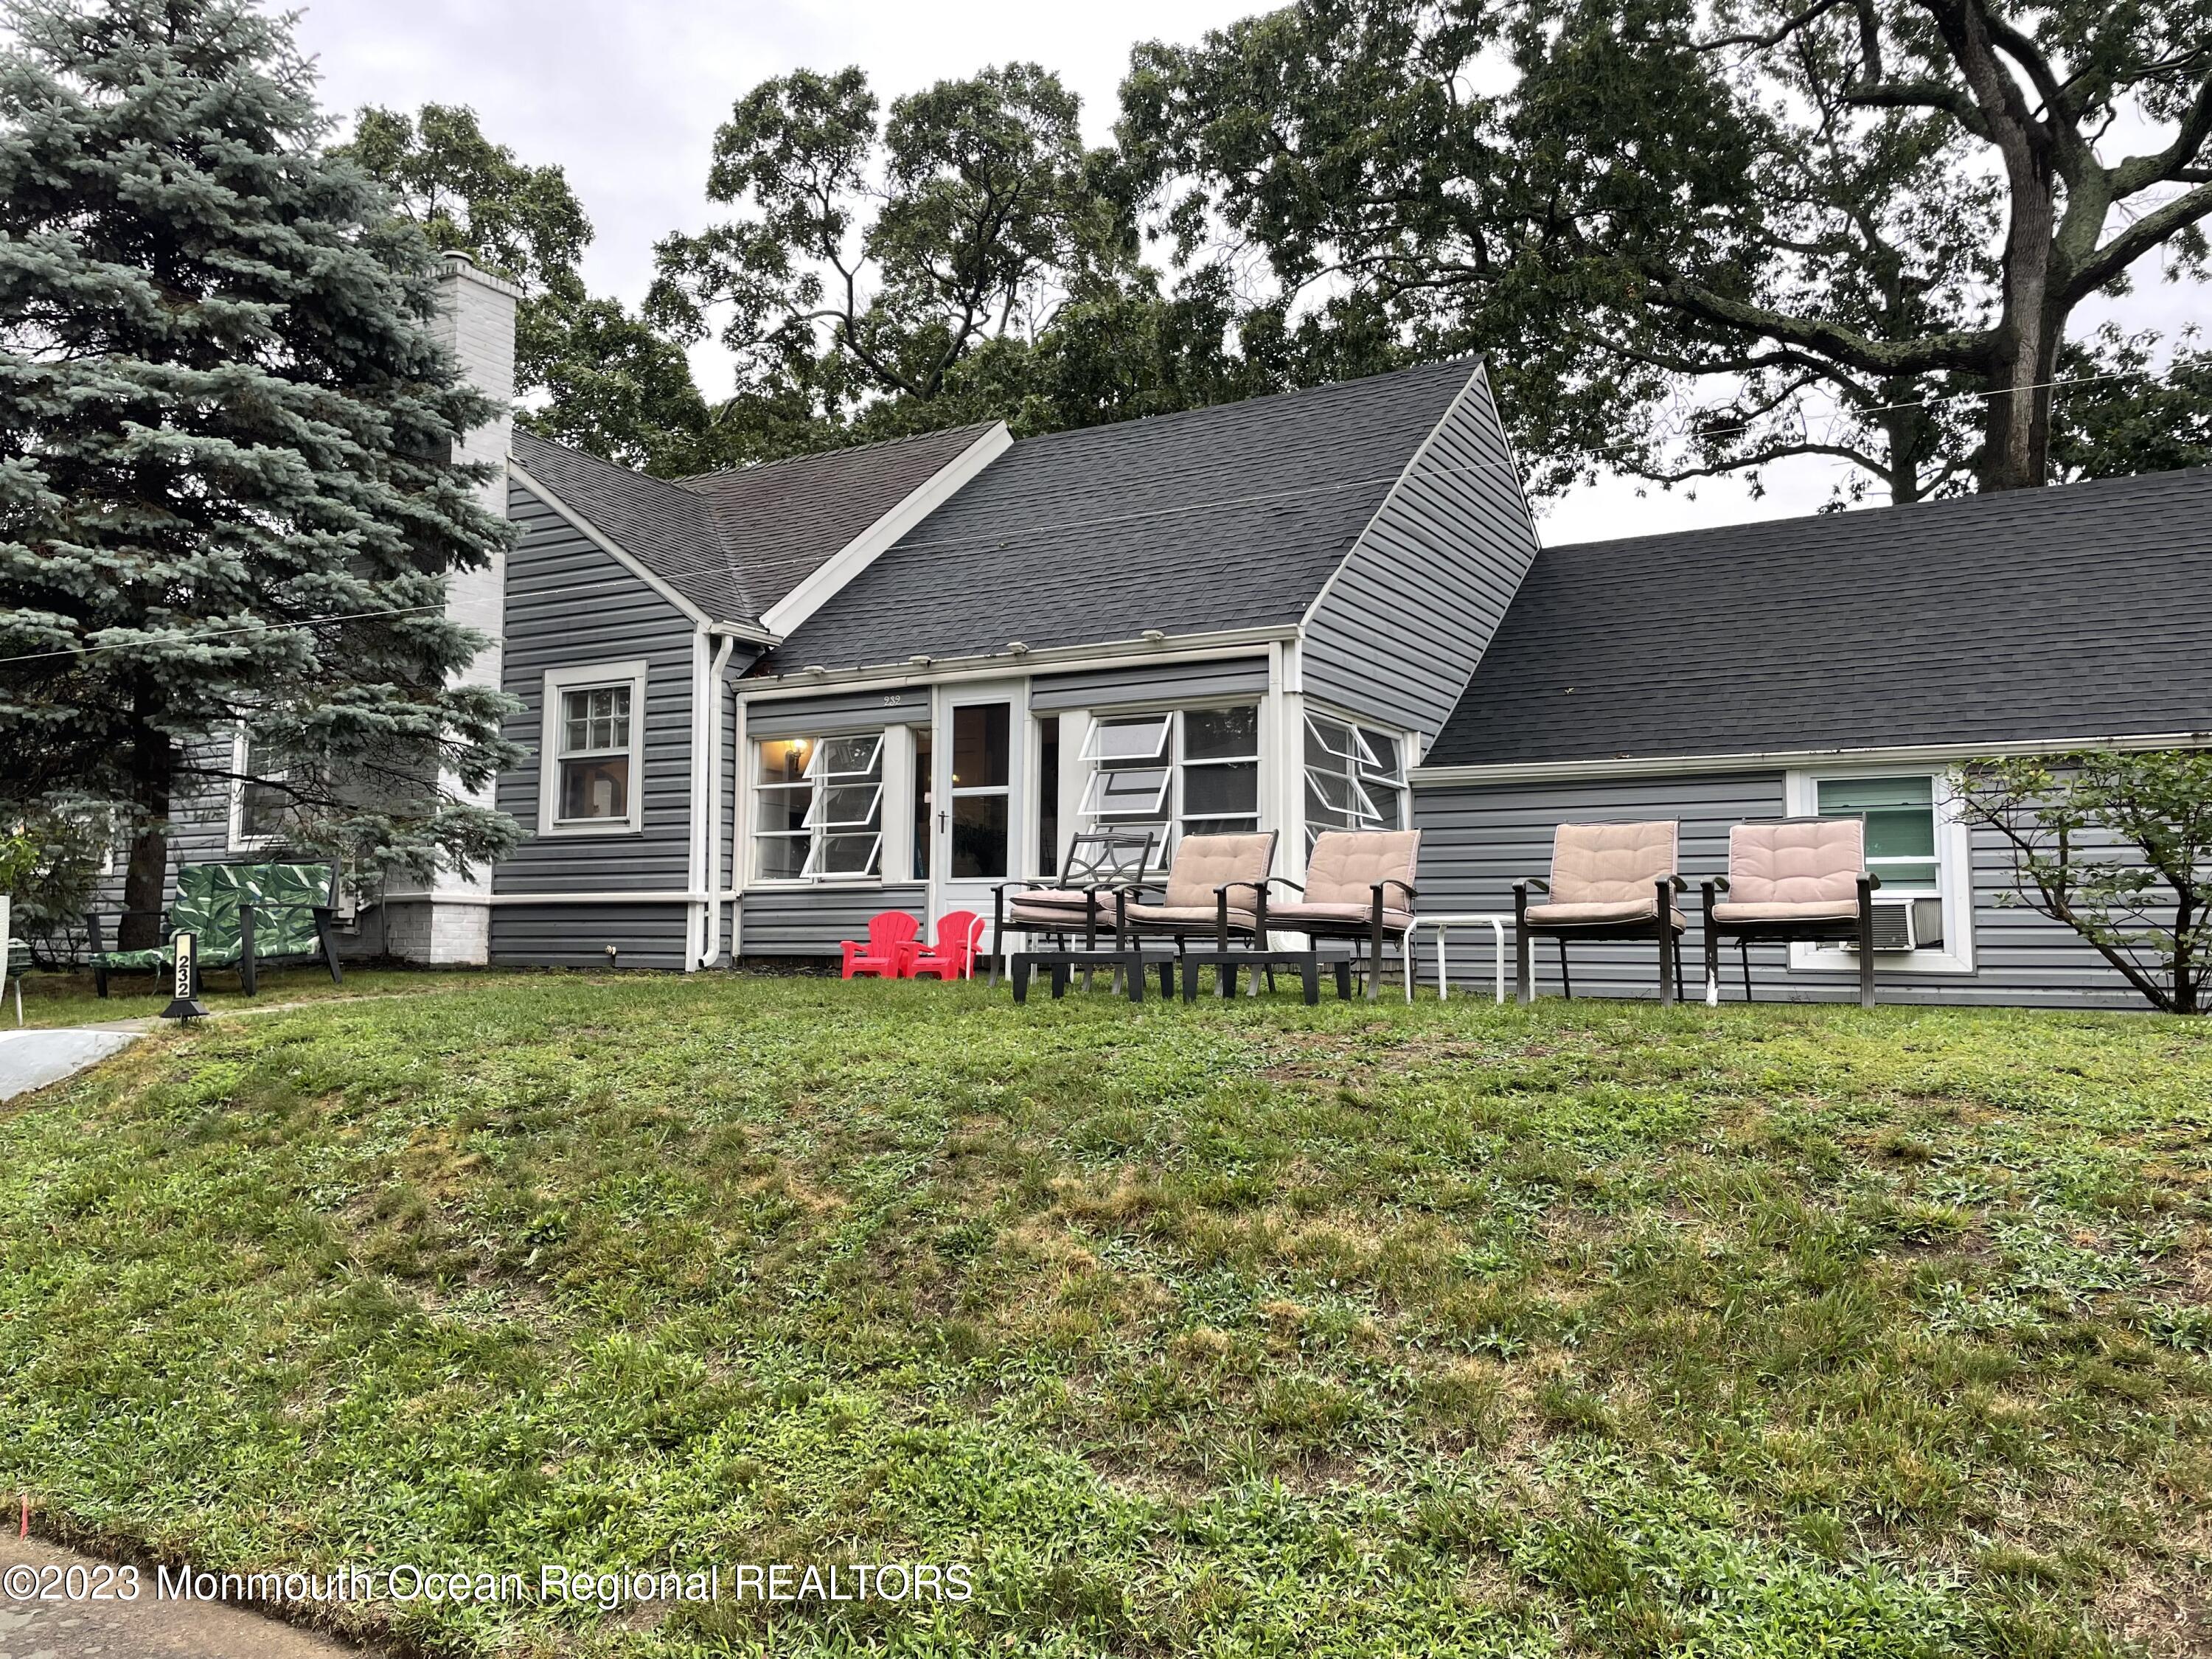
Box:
[1864,872,1881,891]
[1372,880,1417,905]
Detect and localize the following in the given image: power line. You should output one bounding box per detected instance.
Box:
[0,453,1529,668]
[1686,369,2141,442]
[0,604,448,669]
[0,358,2183,668]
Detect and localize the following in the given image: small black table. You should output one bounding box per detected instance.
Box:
[1009,945,1163,1003]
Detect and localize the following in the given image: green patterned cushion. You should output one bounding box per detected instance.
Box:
[93,861,332,975]
[243,863,333,961]
[93,946,168,971]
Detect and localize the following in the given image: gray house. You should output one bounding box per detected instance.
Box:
[475,349,1534,970]
[1408,466,2212,1006]
[181,258,2211,1006]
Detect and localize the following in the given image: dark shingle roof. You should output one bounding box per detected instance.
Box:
[763,358,1482,672]
[681,423,996,613]
[1425,466,2212,768]
[508,423,997,622]
[510,428,737,616]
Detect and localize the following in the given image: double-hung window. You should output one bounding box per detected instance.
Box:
[541,662,648,835]
[229,725,289,850]
[1788,770,1974,972]
[1302,714,1406,849]
[1079,705,1260,865]
[754,733,886,881]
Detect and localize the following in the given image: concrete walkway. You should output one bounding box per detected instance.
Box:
[0,1534,366,1658]
[0,1027,139,1102]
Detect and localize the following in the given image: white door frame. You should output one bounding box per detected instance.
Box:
[931,680,1028,945]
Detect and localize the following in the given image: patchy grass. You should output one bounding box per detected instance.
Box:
[0,978,2207,1657]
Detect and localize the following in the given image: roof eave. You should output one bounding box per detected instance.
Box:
[1410,728,2212,787]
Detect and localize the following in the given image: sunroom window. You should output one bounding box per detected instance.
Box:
[1304,713,1406,849]
[754,731,885,881]
[1079,706,1258,864]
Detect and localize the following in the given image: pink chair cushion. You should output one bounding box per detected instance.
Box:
[1526,899,1687,928]
[1301,830,1419,908]
[1727,819,1867,908]
[1548,821,1679,905]
[1013,887,1102,913]
[1121,902,1259,928]
[1161,832,1276,908]
[1267,900,1414,933]
[1712,899,1860,923]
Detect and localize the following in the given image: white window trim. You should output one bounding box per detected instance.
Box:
[228,723,282,853]
[1078,700,1264,865]
[540,661,649,838]
[1784,768,1977,975]
[749,728,891,887]
[1300,705,1413,849]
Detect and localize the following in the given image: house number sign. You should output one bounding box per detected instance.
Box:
[161,932,209,1022]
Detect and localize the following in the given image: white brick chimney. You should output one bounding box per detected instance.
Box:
[381,251,523,964]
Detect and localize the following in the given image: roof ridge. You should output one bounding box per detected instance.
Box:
[674,421,1000,490]
[1540,465,2212,556]
[994,356,1484,457]
[509,428,756,617]
[509,427,698,498]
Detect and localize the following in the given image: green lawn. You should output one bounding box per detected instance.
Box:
[0,978,2206,1657]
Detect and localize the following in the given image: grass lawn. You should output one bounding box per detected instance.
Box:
[0,977,2206,1657]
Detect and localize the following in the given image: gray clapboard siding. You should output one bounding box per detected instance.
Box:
[1413,771,2150,1008]
[489,479,700,967]
[1301,366,1542,739]
[1029,656,1268,712]
[745,686,930,737]
[488,902,693,971]
[741,884,928,958]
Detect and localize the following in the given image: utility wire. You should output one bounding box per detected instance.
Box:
[1683,369,2137,442]
[0,360,2177,668]
[0,604,448,668]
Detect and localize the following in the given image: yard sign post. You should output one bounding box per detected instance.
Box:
[161,933,208,1021]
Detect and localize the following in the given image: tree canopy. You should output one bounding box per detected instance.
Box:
[0,0,523,939]
[1121,0,2212,501]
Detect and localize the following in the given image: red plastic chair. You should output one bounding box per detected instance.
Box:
[840,911,920,979]
[911,911,987,981]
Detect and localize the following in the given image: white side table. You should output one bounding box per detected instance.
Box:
[1415,913,1510,1004]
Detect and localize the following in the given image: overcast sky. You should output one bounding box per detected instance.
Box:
[291,0,2203,545]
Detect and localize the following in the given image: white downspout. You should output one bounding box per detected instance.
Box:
[698,633,737,968]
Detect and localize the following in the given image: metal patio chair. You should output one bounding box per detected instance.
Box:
[1245,829,1422,1002]
[989,830,1156,988]
[1114,830,1279,1000]
[1512,821,1686,1005]
[1701,816,1880,1007]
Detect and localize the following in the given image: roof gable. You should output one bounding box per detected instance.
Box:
[1425,467,2212,770]
[507,422,1001,625]
[763,358,1484,672]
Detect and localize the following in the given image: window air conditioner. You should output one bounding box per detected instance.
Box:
[1865,899,1916,952]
